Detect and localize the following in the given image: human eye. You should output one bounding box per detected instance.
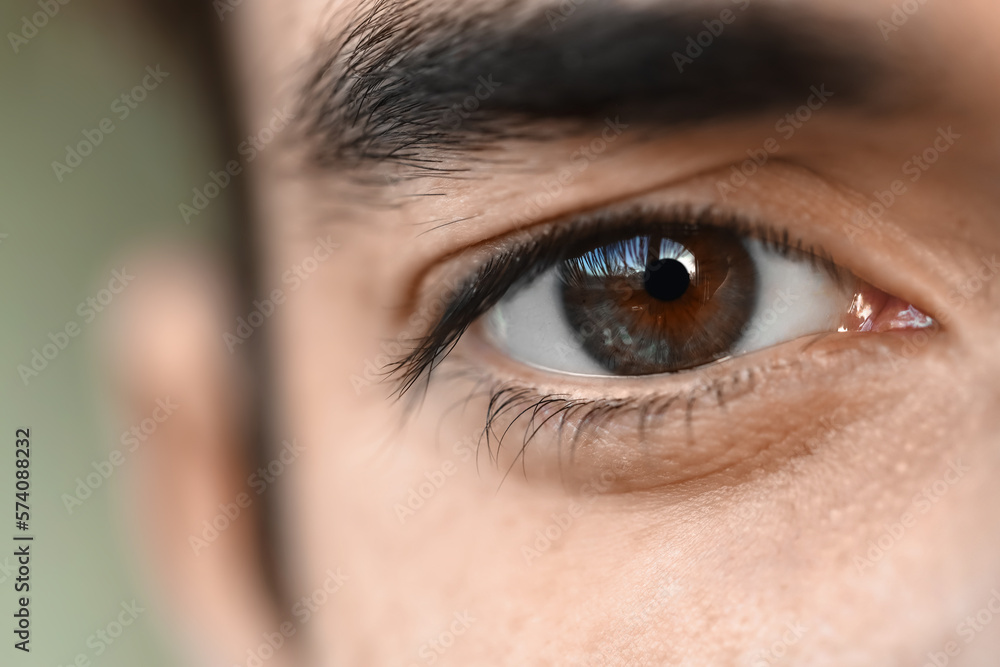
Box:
[387,176,940,488]
[392,201,933,391]
[482,205,933,377]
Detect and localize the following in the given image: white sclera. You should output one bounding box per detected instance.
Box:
[729,239,854,355]
[484,238,855,376]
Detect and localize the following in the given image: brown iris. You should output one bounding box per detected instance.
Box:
[558,227,757,374]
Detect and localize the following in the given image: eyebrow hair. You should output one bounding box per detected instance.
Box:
[299,0,899,176]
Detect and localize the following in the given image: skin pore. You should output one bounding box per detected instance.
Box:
[117,0,1000,665]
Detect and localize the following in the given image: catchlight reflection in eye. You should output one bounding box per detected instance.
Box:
[484,226,934,376]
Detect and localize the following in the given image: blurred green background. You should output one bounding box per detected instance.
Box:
[1,1,228,664]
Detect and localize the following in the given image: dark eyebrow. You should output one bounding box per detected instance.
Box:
[298,0,901,176]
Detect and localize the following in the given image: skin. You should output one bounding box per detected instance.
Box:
[114,0,1000,665]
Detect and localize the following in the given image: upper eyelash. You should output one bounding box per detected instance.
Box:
[385,228,569,398]
[385,202,846,400]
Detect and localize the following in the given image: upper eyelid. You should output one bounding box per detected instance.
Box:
[420,201,846,306]
[421,201,832,285]
[418,155,955,319]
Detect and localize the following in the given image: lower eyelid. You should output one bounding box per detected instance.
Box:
[447,322,941,492]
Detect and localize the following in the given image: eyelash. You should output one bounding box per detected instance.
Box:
[435,362,771,478]
[385,203,847,467]
[388,202,843,392]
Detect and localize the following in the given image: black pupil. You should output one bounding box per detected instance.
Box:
[643,258,691,302]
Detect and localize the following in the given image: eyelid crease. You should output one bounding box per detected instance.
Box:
[385,202,847,399]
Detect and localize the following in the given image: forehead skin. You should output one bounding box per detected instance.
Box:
[223,1,1000,665]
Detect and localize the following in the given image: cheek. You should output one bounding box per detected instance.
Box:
[292,396,553,662]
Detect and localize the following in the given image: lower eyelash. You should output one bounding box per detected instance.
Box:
[436,358,764,482]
